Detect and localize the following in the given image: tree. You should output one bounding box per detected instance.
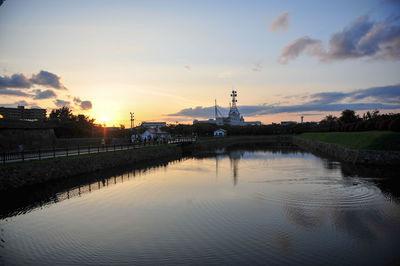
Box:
[48,107,100,137]
[363,109,379,121]
[49,106,74,121]
[339,109,360,124]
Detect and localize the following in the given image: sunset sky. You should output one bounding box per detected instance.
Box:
[1,0,399,126]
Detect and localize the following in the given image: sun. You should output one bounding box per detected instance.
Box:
[100,116,109,126]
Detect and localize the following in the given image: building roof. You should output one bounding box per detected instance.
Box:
[146,128,169,134]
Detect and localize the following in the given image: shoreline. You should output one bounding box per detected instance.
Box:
[0,136,293,191]
[1,135,399,191]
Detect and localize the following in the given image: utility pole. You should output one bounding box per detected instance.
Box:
[130,112,134,130]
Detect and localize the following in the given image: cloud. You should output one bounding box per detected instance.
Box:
[278,36,323,64]
[0,89,31,96]
[30,70,67,90]
[270,12,290,32]
[0,100,39,108]
[0,70,66,91]
[54,99,70,107]
[0,73,32,89]
[252,61,263,72]
[278,15,400,63]
[167,84,400,118]
[33,89,57,99]
[184,65,191,71]
[73,97,92,110]
[80,101,92,110]
[351,84,400,103]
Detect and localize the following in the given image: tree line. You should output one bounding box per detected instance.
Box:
[163,109,400,137]
[46,107,400,138]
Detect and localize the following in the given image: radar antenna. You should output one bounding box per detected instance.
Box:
[214,99,223,119]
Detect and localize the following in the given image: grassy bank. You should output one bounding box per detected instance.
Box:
[298,131,400,151]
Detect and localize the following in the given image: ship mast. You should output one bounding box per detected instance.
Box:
[230,90,237,108]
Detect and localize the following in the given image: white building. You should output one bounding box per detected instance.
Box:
[141,128,170,140]
[214,129,227,137]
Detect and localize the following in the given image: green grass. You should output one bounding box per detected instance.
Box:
[298,131,400,151]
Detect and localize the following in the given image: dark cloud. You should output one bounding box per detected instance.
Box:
[73,97,82,104]
[167,103,400,118]
[167,84,400,118]
[0,89,31,97]
[54,99,70,107]
[0,73,32,89]
[30,70,67,90]
[0,70,67,90]
[350,84,400,103]
[33,89,57,99]
[270,12,290,32]
[279,15,400,63]
[73,97,92,110]
[80,101,92,110]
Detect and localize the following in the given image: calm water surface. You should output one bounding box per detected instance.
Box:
[1,148,400,265]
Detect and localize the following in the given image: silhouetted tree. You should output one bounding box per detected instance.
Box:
[339,109,360,124]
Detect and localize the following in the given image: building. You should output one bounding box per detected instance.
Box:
[141,128,170,140]
[0,106,46,121]
[193,90,261,126]
[140,122,167,129]
[214,129,227,137]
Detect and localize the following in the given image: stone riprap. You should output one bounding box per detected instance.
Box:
[0,145,182,191]
[293,137,400,166]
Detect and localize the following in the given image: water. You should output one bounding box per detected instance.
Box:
[1,148,400,265]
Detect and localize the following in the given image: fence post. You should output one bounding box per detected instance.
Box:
[78,144,80,155]
[66,146,68,157]
[114,144,116,152]
[3,152,5,164]
[53,146,55,158]
[22,150,24,162]
[98,145,99,153]
[88,145,90,154]
[39,149,41,160]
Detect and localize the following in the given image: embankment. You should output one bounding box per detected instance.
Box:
[0,136,294,190]
[293,137,400,166]
[2,134,397,191]
[0,145,182,191]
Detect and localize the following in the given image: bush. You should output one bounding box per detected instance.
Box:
[389,118,400,132]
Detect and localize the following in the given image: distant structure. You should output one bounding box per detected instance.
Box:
[0,106,46,121]
[301,116,304,123]
[280,121,297,126]
[140,122,166,129]
[194,90,261,126]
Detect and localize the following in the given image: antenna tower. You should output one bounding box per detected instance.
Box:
[230,90,238,108]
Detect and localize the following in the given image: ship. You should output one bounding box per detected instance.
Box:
[193,90,261,126]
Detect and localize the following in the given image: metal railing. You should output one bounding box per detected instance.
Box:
[1,137,196,164]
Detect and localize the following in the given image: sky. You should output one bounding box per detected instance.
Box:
[0,0,400,126]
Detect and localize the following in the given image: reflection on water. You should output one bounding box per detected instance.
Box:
[1,147,400,265]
